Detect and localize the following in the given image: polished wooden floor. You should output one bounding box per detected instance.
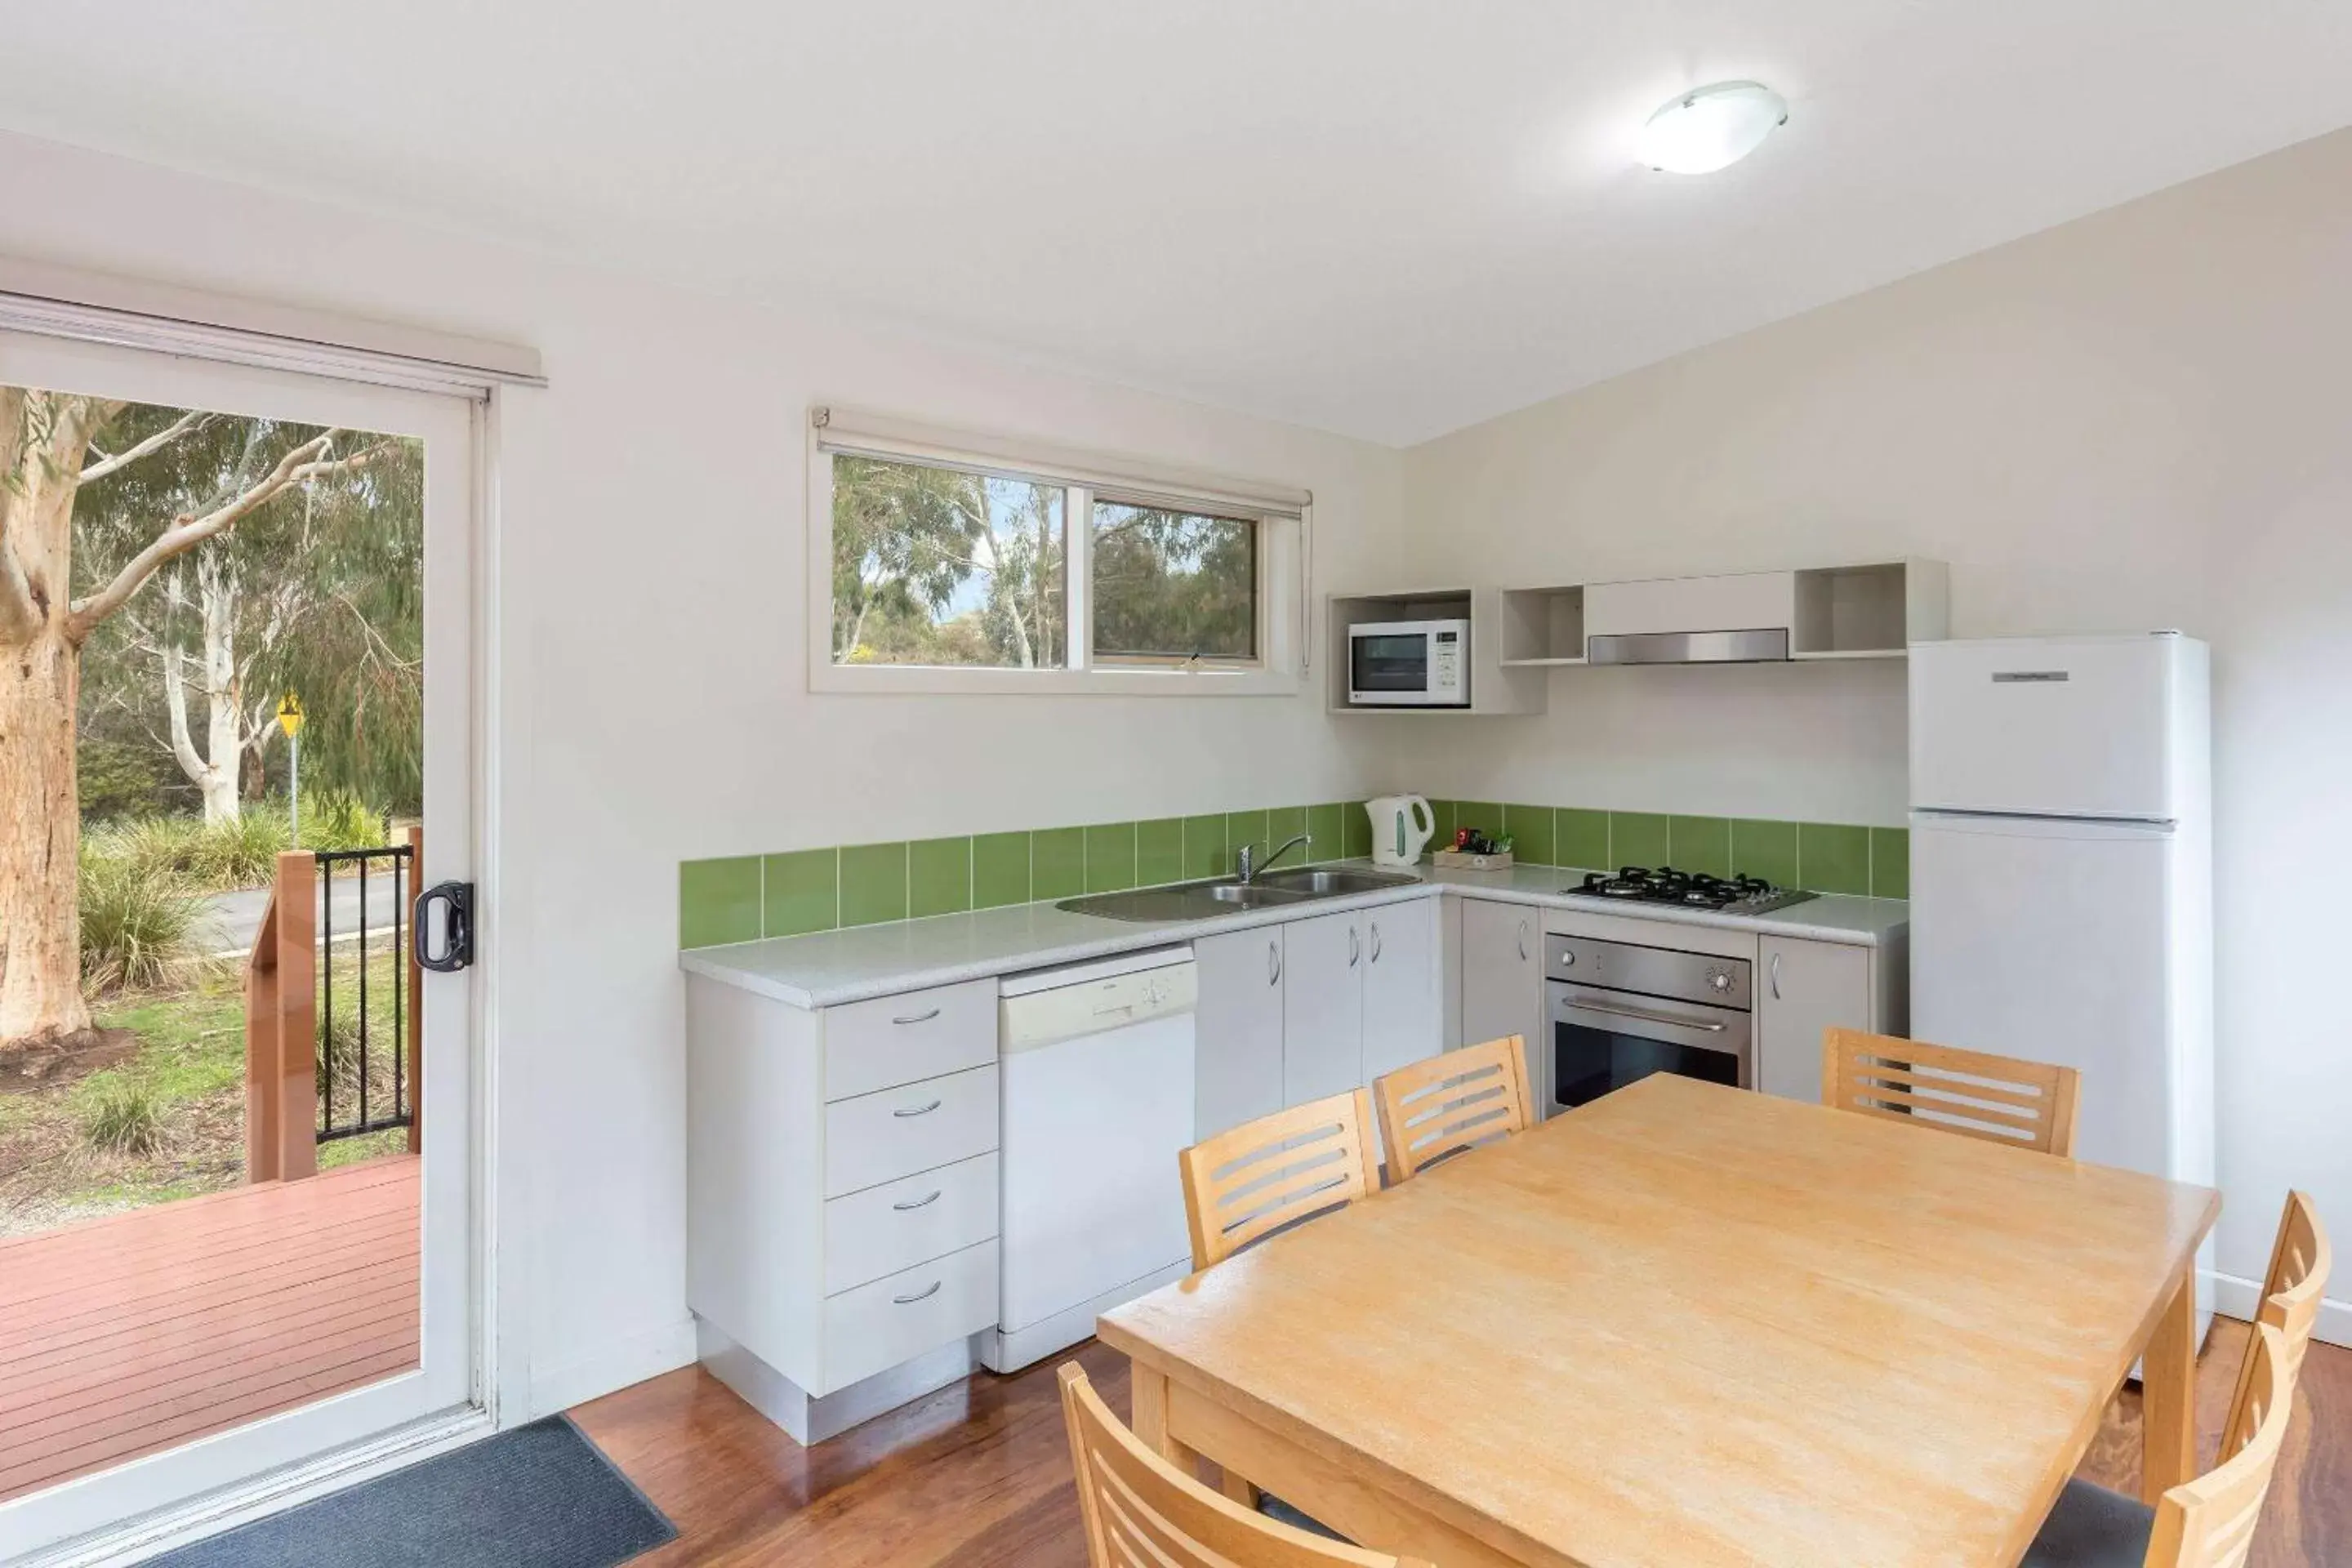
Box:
[0,1156,418,1503]
[573,1316,2347,1568]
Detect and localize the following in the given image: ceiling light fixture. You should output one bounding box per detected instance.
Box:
[1637,81,1788,174]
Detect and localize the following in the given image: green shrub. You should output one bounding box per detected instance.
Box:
[79,853,198,992]
[80,1077,165,1156]
[296,790,390,852]
[77,737,180,821]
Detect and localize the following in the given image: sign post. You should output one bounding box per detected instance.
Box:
[277,693,305,844]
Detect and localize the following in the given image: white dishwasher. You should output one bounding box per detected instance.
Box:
[984,946,1196,1373]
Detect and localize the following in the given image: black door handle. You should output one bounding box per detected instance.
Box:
[414,881,475,973]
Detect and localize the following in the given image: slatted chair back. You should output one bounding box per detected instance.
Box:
[1058,1365,1429,1568]
[2149,1324,2296,1568]
[1178,1089,1381,1272]
[1821,1027,2081,1156]
[2221,1191,2330,1454]
[1372,1036,1533,1183]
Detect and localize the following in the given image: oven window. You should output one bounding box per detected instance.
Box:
[1553,1018,1740,1109]
[1352,634,1429,693]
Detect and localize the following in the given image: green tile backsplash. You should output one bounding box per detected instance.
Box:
[838,842,909,926]
[680,800,1911,947]
[1610,812,1671,870]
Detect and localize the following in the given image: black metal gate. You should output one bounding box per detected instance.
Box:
[314,844,416,1146]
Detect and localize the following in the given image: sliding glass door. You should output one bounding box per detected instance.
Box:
[0,327,478,1559]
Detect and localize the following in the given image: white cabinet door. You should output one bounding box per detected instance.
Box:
[1459,898,1548,1117]
[1281,909,1365,1107]
[1193,926,1287,1141]
[1755,935,1873,1103]
[1361,898,1440,1087]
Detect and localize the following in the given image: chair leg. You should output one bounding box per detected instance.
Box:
[1218,1467,1260,1508]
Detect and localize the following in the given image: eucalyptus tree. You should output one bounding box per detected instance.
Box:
[0,386,387,1050]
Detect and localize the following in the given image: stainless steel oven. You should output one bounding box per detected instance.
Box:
[1546,934,1751,1111]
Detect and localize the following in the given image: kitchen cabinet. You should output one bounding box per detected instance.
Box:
[684,973,1002,1441]
[1282,908,1366,1106]
[1457,898,1548,1117]
[1192,926,1287,1140]
[1361,897,1439,1088]
[1754,935,1873,1102]
[1195,899,1446,1136]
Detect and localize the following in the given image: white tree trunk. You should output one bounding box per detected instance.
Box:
[158,559,244,822]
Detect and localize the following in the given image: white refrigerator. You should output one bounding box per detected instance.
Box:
[1909,634,2215,1216]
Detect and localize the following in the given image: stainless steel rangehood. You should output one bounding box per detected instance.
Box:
[1586,627,1789,665]
[1581,572,1797,665]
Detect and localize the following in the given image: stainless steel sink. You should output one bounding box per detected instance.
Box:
[1252,866,1423,896]
[1056,866,1420,924]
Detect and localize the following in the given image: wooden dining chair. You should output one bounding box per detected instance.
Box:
[1372,1036,1533,1183]
[2022,1323,2299,1568]
[1822,1027,2082,1156]
[2221,1191,2330,1455]
[1058,1364,1430,1568]
[1179,1089,1381,1273]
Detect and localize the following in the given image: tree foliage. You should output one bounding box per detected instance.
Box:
[830,455,1063,667]
[72,403,424,816]
[1091,505,1256,660]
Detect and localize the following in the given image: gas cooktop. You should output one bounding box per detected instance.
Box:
[1563,866,1817,915]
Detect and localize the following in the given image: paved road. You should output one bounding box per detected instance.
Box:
[196,874,410,957]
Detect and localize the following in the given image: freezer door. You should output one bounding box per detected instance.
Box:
[1909,635,2189,820]
[1909,813,2178,1178]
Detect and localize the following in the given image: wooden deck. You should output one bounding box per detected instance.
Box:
[0,1156,418,1503]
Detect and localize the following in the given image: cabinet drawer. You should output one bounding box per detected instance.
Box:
[822,1239,999,1393]
[825,1063,1000,1198]
[825,978,997,1102]
[824,1152,1000,1295]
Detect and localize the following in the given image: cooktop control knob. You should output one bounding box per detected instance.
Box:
[1708,968,1734,994]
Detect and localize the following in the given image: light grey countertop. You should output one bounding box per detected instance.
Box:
[680,859,1909,1009]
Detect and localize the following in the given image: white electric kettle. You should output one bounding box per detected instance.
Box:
[1365,795,1436,867]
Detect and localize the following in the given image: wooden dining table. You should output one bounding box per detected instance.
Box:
[1098,1072,2219,1568]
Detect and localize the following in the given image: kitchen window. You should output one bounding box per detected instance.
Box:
[808,408,1307,695]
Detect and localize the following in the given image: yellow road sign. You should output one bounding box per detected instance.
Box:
[276,693,305,738]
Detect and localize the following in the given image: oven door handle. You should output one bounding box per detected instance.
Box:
[1564,996,1730,1033]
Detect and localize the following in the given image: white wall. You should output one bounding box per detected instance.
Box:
[1392,127,2352,1332]
[0,129,1405,1415]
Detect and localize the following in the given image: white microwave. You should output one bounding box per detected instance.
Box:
[1348,619,1471,706]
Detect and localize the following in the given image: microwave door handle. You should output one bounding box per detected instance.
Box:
[1566,996,1730,1034]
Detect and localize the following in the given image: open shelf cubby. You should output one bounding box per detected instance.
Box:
[1497,585,1587,666]
[1790,559,1948,659]
[1325,587,1545,715]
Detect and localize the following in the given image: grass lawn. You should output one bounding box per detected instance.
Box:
[0,944,412,1239]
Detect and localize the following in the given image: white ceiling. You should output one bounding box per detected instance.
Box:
[4,2,2350,445]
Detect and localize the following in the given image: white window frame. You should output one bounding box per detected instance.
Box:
[807,407,1311,696]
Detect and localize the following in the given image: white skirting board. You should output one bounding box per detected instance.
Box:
[697,1321,981,1448]
[982,1258,1192,1374]
[2210,1269,2351,1349]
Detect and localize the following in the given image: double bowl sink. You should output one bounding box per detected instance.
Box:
[1057,866,1422,924]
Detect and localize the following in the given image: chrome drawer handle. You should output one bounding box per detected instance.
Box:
[891,1008,942,1026]
[893,1281,943,1305]
[893,1190,943,1211]
[893,1099,943,1118]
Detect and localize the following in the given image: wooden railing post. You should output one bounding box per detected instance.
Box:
[243,851,318,1183]
[278,851,318,1180]
[406,825,424,1156]
[243,893,282,1183]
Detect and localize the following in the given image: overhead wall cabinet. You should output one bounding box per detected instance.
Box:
[1327,559,1948,711]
